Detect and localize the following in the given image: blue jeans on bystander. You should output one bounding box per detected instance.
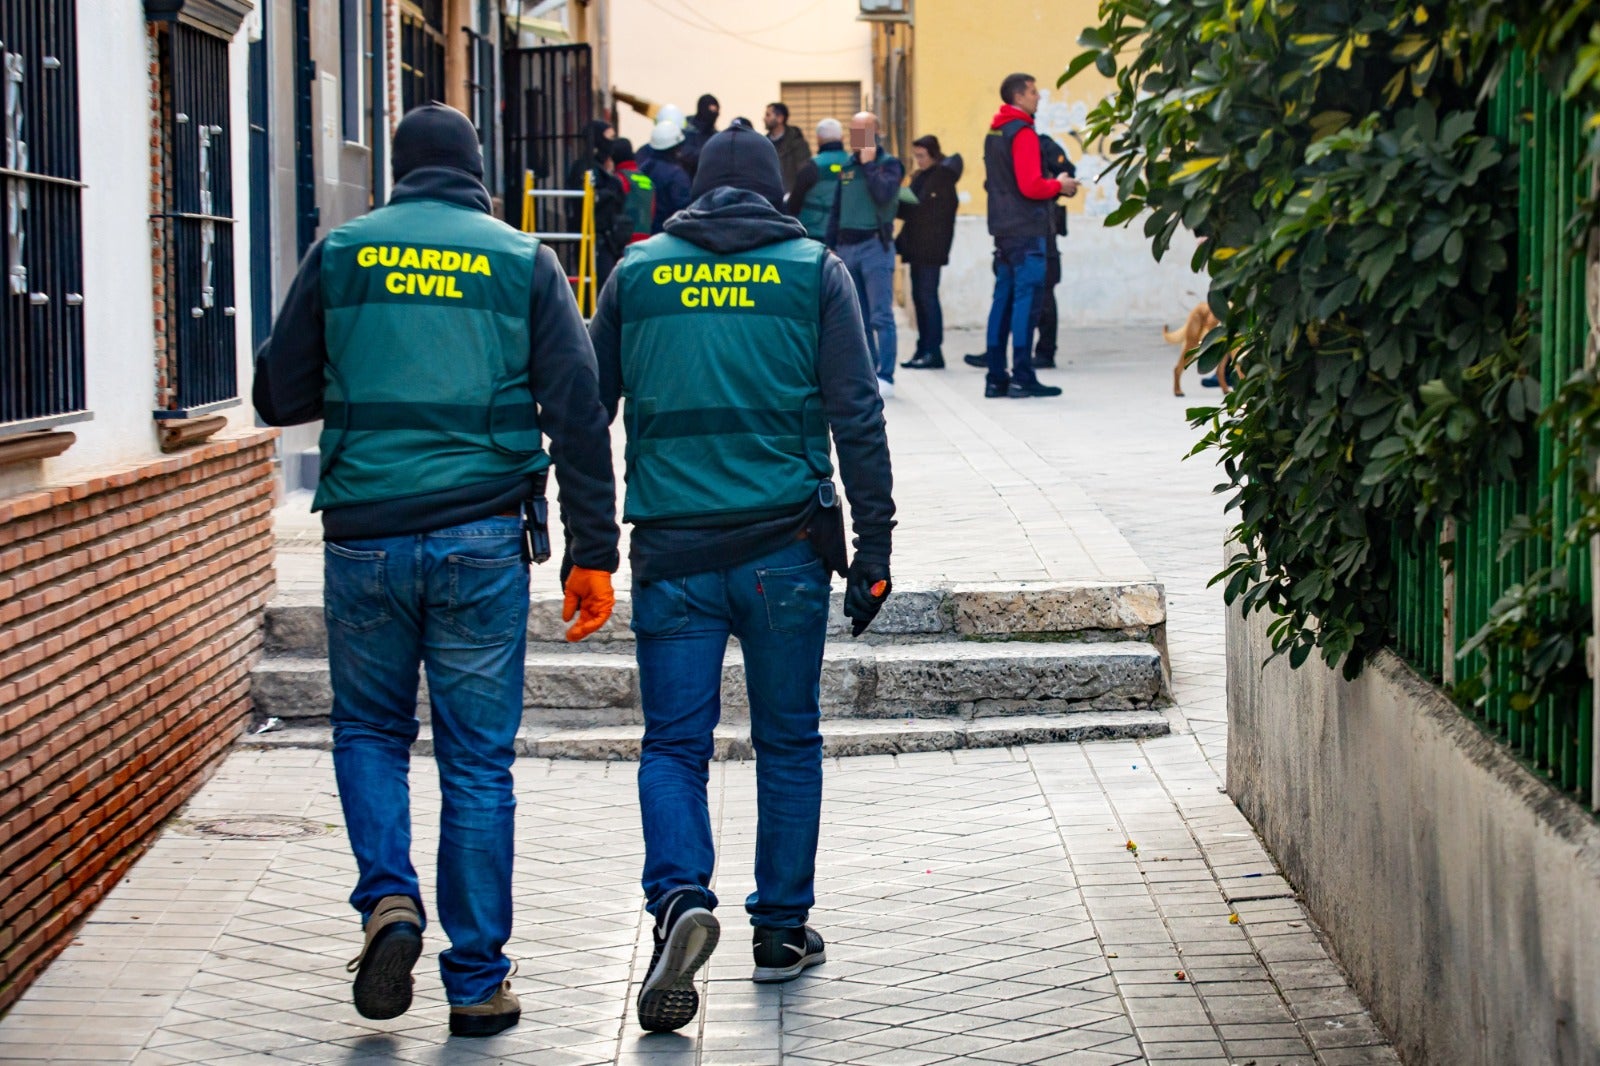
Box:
[324,515,529,1008]
[632,540,831,928]
[838,237,899,383]
[984,235,1048,389]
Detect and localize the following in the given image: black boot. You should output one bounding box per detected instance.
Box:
[902,352,945,369]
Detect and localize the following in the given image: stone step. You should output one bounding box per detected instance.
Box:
[263,580,1167,656]
[251,641,1167,728]
[236,709,1172,760]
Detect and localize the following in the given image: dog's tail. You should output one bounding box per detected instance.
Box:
[1162,325,1185,344]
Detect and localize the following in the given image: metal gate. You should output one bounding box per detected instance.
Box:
[502,42,592,255]
[401,0,446,113]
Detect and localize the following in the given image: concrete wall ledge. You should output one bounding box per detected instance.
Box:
[1228,606,1600,1066]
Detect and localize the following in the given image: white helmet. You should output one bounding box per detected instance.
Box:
[649,119,685,151]
[657,103,686,128]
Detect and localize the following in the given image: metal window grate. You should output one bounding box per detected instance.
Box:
[0,0,85,436]
[400,0,445,113]
[156,21,238,416]
[502,43,592,273]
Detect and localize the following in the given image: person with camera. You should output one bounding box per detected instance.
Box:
[252,103,619,1039]
[589,125,896,1034]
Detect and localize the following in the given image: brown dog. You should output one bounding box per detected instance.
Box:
[1165,303,1222,397]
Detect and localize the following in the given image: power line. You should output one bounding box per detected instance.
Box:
[632,0,870,56]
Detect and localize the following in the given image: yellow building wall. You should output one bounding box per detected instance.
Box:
[910,0,1116,218]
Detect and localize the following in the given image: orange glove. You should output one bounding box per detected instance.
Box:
[562,567,615,642]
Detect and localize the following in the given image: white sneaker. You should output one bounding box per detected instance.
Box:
[877,377,895,399]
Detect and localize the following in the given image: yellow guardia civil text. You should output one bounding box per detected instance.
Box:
[356,244,493,299]
[652,260,782,309]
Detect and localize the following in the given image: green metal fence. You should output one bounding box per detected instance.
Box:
[1389,53,1595,807]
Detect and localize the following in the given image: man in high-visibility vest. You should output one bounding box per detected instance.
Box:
[590,126,896,1034]
[253,103,619,1038]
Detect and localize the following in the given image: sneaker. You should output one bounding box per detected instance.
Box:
[449,978,521,1038]
[751,925,826,984]
[1008,381,1063,398]
[877,377,895,399]
[984,378,1011,398]
[637,887,720,1033]
[963,353,988,368]
[346,895,423,1020]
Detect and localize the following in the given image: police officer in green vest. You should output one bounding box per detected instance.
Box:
[829,111,904,396]
[253,104,620,1039]
[590,126,896,1033]
[785,117,850,241]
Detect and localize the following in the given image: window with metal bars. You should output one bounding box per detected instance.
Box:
[400,0,446,113]
[0,0,85,438]
[155,21,238,417]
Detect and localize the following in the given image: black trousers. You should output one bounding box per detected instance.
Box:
[1032,254,1062,358]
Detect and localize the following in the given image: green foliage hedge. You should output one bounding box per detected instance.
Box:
[1072,0,1600,681]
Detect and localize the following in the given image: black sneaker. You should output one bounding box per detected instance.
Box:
[346,895,423,1020]
[984,379,1011,398]
[1008,381,1063,398]
[752,925,826,983]
[963,353,989,368]
[636,887,720,1033]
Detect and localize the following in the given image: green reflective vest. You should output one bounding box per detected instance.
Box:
[623,171,655,239]
[616,234,832,526]
[314,197,551,512]
[797,148,850,239]
[837,150,901,233]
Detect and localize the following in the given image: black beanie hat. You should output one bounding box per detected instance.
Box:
[688,126,784,209]
[392,103,484,181]
[609,137,635,165]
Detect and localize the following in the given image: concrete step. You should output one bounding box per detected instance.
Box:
[252,640,1166,728]
[236,709,1172,760]
[263,580,1167,656]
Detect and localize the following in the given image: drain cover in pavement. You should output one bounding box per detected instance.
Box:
[175,816,335,840]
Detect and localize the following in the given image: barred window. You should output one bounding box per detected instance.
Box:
[0,0,86,436]
[400,0,445,113]
[154,20,238,417]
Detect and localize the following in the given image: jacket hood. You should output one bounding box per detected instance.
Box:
[388,165,493,214]
[990,103,1036,130]
[663,187,808,253]
[940,153,964,181]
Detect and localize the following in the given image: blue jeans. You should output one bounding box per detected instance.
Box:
[632,540,830,927]
[909,263,943,357]
[985,235,1047,388]
[838,237,898,382]
[324,516,529,1007]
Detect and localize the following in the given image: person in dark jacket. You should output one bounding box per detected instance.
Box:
[636,120,693,234]
[1031,133,1075,369]
[612,138,654,244]
[764,101,811,193]
[564,119,615,204]
[976,73,1077,398]
[589,126,895,1035]
[252,104,619,1039]
[677,93,720,176]
[895,135,962,369]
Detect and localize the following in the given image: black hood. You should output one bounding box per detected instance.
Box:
[689,125,785,208]
[388,165,493,214]
[392,103,483,181]
[693,93,720,133]
[582,119,614,162]
[940,152,965,181]
[663,188,807,253]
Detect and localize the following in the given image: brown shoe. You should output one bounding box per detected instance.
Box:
[345,895,423,1020]
[450,979,521,1037]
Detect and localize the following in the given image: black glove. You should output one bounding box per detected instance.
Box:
[844,558,892,637]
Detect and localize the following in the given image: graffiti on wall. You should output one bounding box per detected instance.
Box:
[1034,89,1120,219]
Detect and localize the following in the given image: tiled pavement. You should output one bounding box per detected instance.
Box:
[0,327,1399,1064]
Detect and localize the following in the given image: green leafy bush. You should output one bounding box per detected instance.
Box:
[1070,0,1542,678]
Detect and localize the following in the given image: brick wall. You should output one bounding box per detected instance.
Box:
[0,430,278,1012]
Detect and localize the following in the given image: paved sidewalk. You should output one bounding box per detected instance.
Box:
[0,327,1399,1065]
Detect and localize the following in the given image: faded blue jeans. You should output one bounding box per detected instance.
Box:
[324,515,528,1007]
[632,540,831,927]
[838,236,898,383]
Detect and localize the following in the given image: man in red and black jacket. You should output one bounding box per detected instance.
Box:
[977,73,1078,398]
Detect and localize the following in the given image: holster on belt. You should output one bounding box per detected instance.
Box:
[520,472,552,565]
[805,479,849,579]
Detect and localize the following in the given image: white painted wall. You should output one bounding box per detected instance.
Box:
[608,0,873,149]
[0,10,258,500]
